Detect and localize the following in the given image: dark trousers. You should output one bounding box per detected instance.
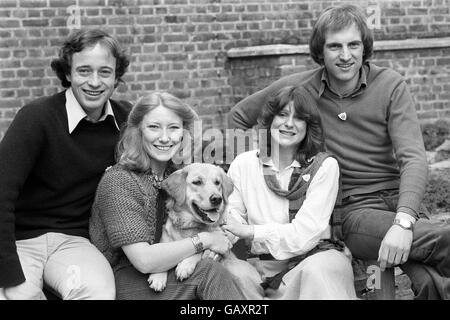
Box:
[114,259,245,300]
[334,189,450,300]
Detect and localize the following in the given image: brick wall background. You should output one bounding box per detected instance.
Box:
[1,0,450,140]
[228,46,450,120]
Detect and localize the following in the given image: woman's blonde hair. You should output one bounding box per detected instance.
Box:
[117,91,198,171]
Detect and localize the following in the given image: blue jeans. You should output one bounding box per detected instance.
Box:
[333,189,450,300]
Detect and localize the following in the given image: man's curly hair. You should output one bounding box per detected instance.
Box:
[51,29,130,88]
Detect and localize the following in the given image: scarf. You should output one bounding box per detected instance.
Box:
[259,151,347,290]
[150,161,177,243]
[262,152,339,222]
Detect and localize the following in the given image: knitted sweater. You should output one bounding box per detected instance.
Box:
[228,62,427,219]
[0,91,131,287]
[89,165,169,273]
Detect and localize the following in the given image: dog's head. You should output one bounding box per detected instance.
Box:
[162,163,234,226]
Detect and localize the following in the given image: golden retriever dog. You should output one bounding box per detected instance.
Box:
[147,163,235,292]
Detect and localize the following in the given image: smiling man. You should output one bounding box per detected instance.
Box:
[0,29,131,300]
[229,4,450,299]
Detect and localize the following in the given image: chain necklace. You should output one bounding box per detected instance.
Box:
[149,172,165,189]
[147,162,177,189]
[148,166,174,189]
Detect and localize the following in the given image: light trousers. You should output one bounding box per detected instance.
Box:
[0,232,115,300]
[225,249,357,300]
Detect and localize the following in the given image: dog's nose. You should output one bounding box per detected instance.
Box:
[209,195,222,206]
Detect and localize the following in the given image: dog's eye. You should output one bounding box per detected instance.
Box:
[192,180,202,185]
[214,180,220,186]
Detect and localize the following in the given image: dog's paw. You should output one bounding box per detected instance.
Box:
[148,272,167,292]
[175,259,197,281]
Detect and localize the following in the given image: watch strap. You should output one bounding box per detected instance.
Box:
[393,218,413,231]
[191,234,204,253]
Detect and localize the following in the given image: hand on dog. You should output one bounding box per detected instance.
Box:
[199,230,232,255]
[202,249,222,261]
[222,222,254,240]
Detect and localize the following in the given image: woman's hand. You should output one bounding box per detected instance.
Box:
[222,222,254,240]
[201,249,222,261]
[199,230,232,255]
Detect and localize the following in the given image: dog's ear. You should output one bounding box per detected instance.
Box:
[161,168,187,205]
[220,170,234,200]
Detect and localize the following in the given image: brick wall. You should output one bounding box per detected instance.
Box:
[1,0,450,139]
[227,46,450,120]
[375,47,450,119]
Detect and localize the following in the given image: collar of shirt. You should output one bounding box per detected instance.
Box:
[65,88,120,134]
[318,63,368,98]
[258,152,301,173]
[258,152,301,189]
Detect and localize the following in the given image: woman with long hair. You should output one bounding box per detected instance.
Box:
[89,91,244,300]
[224,86,356,299]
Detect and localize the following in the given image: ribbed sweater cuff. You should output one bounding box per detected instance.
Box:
[0,257,26,288]
[397,191,422,220]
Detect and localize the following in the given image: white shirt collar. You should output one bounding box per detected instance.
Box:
[65,88,119,134]
[258,151,301,172]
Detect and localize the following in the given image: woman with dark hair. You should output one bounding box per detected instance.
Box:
[89,91,245,300]
[229,3,450,300]
[257,86,325,167]
[223,86,356,299]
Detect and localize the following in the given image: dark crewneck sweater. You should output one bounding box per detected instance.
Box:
[0,91,131,287]
[229,63,428,219]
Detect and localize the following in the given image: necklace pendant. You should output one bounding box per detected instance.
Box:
[150,173,164,189]
[338,112,347,121]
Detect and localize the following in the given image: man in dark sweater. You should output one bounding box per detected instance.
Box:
[0,29,131,299]
[228,4,450,299]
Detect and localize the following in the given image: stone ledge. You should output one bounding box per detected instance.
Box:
[375,37,450,51]
[227,44,309,58]
[227,37,450,58]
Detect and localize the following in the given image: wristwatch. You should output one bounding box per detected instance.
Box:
[393,218,414,231]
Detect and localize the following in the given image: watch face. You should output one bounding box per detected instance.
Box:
[396,219,412,229]
[400,220,409,228]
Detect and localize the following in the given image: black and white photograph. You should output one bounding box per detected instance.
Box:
[0,0,449,312]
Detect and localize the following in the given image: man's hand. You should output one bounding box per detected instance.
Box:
[222,222,254,240]
[378,224,413,271]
